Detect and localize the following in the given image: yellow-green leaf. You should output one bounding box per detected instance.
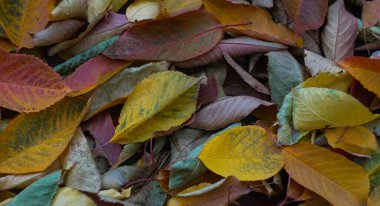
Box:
[324,126,379,155]
[293,88,379,130]
[301,72,353,92]
[0,97,89,174]
[126,0,160,22]
[199,126,284,181]
[283,143,369,206]
[110,71,200,144]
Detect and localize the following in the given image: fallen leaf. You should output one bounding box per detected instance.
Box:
[51,0,110,22]
[203,0,303,47]
[321,0,357,61]
[112,143,142,168]
[199,125,284,181]
[301,72,353,92]
[84,61,169,120]
[104,10,222,61]
[190,96,272,130]
[170,128,207,161]
[0,0,49,48]
[362,0,380,28]
[175,36,287,68]
[51,187,96,206]
[369,185,380,206]
[0,97,89,174]
[0,50,70,113]
[304,50,342,76]
[126,0,160,22]
[60,128,101,193]
[0,162,60,191]
[6,171,61,206]
[338,56,380,98]
[293,87,379,130]
[252,0,273,8]
[167,176,251,206]
[33,19,86,46]
[324,126,379,156]
[283,143,369,206]
[160,0,202,17]
[62,12,128,56]
[282,0,328,34]
[64,55,131,96]
[266,51,306,106]
[110,71,200,144]
[98,188,131,200]
[86,112,122,165]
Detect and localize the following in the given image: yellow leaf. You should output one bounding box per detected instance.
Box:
[126,0,160,22]
[51,187,96,206]
[199,126,284,181]
[293,88,379,130]
[338,57,380,98]
[98,188,131,200]
[0,97,89,174]
[178,183,211,196]
[301,72,353,92]
[0,0,49,48]
[283,144,369,206]
[110,0,128,12]
[202,0,303,47]
[324,126,379,155]
[160,0,202,17]
[110,71,200,144]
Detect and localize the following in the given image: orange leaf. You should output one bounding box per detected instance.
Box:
[338,56,380,98]
[283,144,369,206]
[0,50,70,113]
[202,0,303,47]
[0,0,49,48]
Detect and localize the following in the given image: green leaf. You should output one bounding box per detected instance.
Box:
[53,35,118,75]
[266,51,305,106]
[7,171,61,206]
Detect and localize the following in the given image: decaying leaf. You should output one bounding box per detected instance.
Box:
[0,0,49,48]
[104,10,223,61]
[199,126,284,181]
[283,144,369,206]
[0,97,89,174]
[0,50,70,113]
[51,187,96,206]
[110,71,200,144]
[203,0,304,47]
[293,87,379,130]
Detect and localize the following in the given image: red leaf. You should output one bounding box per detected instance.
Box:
[64,55,130,96]
[103,10,223,61]
[0,50,70,112]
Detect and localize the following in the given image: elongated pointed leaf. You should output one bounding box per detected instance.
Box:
[175,36,287,68]
[111,71,200,144]
[64,55,131,96]
[190,96,272,130]
[0,50,70,113]
[0,97,89,174]
[199,126,284,181]
[104,10,222,61]
[283,144,369,206]
[203,0,303,47]
[293,88,379,130]
[321,0,357,61]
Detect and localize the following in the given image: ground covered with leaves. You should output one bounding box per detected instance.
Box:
[0,0,380,205]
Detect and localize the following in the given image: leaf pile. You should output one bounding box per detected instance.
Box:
[0,0,380,205]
